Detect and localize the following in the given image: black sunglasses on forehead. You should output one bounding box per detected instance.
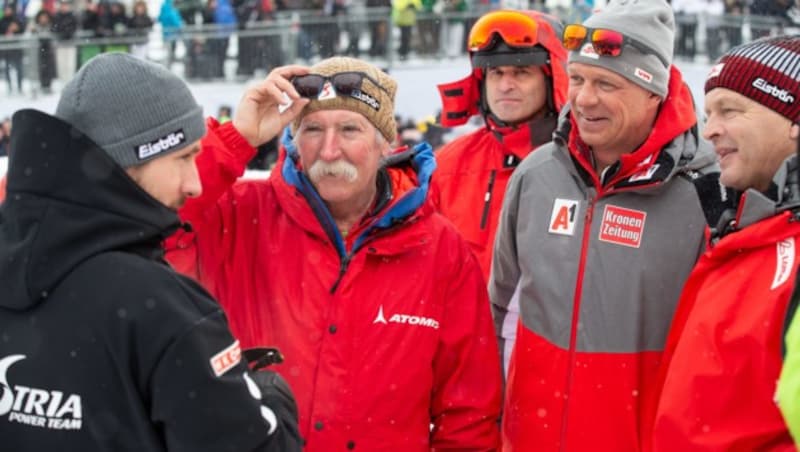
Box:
[291,71,390,99]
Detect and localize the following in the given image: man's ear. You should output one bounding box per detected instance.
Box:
[790,122,799,140]
[648,92,663,108]
[380,139,392,158]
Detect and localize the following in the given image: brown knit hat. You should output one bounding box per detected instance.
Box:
[292,57,397,143]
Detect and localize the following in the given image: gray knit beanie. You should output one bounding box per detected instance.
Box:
[568,0,675,97]
[55,53,206,168]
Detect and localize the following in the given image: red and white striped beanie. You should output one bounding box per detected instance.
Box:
[705,35,800,123]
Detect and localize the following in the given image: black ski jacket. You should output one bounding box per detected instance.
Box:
[0,110,300,451]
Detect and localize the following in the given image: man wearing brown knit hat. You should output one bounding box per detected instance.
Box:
[651,35,800,451]
[167,56,502,451]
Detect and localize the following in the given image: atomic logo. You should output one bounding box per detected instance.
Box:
[372,305,439,330]
[373,306,388,324]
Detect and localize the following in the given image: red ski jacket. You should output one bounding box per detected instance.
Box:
[431,118,558,280]
[167,121,502,451]
[651,178,800,451]
[431,9,568,281]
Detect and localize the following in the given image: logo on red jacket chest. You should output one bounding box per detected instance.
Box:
[598,205,647,248]
[771,237,796,290]
[373,305,440,329]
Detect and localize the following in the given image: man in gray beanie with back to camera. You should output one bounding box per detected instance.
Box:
[489,0,731,449]
[0,52,307,451]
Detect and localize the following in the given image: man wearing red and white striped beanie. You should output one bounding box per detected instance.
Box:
[705,35,800,127]
[651,35,800,451]
[701,35,800,193]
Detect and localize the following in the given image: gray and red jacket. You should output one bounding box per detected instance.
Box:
[489,67,729,451]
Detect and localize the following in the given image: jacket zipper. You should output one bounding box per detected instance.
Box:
[480,170,497,230]
[329,254,351,294]
[559,195,596,450]
[327,217,416,294]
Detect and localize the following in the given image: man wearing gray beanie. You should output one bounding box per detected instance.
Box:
[0,52,308,451]
[489,0,732,449]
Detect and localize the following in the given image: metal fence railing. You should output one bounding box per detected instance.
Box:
[1,8,797,97]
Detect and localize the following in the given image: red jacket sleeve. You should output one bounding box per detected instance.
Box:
[165,118,256,282]
[430,228,502,450]
[180,118,256,224]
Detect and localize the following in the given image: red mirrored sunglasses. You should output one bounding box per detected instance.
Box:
[291,72,389,98]
[468,10,541,52]
[562,24,669,68]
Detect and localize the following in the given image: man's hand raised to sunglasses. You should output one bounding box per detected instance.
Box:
[233,65,312,148]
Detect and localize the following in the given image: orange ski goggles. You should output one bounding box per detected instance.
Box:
[468,10,542,52]
[562,24,669,68]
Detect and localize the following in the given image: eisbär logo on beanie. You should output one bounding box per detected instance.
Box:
[350,90,381,111]
[137,130,187,160]
[751,78,796,104]
[705,35,800,122]
[55,53,206,168]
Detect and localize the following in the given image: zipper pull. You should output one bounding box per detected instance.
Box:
[330,254,351,294]
[480,170,497,230]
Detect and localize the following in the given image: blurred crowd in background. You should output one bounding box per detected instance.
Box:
[1,0,799,166]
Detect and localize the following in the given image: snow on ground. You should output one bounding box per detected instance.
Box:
[0,56,713,179]
[0,56,713,122]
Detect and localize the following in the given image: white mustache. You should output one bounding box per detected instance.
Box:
[308,159,358,183]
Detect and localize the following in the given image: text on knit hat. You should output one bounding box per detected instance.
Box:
[292,57,398,143]
[705,35,800,123]
[55,53,206,168]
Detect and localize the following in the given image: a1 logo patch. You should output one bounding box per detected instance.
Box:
[598,205,646,248]
[549,199,580,236]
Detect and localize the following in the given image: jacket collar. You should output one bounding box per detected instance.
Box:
[485,114,557,163]
[732,155,799,231]
[278,128,436,257]
[0,110,180,311]
[559,67,703,192]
